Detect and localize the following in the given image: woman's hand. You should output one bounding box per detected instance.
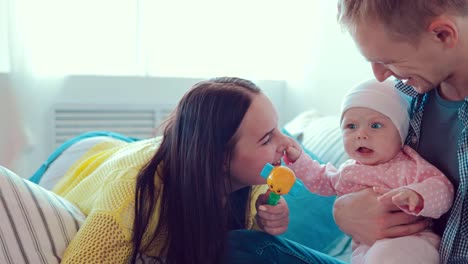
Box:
[255,190,290,235]
[333,188,430,245]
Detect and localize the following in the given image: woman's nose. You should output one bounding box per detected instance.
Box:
[276,134,290,153]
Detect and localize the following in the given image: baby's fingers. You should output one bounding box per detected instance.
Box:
[391,192,410,207]
[284,146,301,163]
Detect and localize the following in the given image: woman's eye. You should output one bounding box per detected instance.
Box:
[371,122,382,129]
[262,137,272,145]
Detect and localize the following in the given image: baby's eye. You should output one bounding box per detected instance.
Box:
[371,122,382,129]
[346,123,357,129]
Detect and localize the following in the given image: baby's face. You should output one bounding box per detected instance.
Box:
[341,107,402,165]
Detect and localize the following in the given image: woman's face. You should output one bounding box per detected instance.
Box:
[229,93,290,192]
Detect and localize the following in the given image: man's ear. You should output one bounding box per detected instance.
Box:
[427,16,458,48]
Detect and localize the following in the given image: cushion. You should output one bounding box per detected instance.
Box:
[281,128,322,164]
[300,115,349,167]
[0,166,85,264]
[283,109,321,137]
[280,110,351,259]
[29,131,140,184]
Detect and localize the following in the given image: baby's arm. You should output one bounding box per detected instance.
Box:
[376,146,455,218]
[284,138,339,196]
[403,146,454,218]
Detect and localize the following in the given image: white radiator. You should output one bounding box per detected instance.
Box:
[51,103,174,149]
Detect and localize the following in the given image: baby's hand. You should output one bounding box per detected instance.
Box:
[283,137,302,164]
[374,187,423,213]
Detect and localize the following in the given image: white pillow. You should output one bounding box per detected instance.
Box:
[283,109,321,137]
[302,115,349,167]
[285,112,349,167]
[0,166,85,264]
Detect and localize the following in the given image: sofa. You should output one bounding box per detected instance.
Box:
[0,109,352,263]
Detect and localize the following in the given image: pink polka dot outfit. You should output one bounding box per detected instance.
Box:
[289,145,454,264]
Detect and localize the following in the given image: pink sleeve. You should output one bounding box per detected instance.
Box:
[288,153,339,196]
[398,146,455,218]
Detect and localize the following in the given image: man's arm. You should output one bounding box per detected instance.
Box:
[333,188,430,245]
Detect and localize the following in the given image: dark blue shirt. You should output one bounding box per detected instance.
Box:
[396,81,468,264]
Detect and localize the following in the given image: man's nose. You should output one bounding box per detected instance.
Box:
[371,62,393,82]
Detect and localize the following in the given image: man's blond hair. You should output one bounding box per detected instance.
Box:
[337,0,468,38]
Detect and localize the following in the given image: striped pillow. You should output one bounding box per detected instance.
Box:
[0,166,85,264]
[300,115,349,167]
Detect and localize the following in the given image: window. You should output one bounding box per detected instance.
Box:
[4,1,355,80]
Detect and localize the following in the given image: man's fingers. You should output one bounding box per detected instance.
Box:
[384,211,421,226]
[373,186,390,195]
[383,219,430,238]
[377,194,401,210]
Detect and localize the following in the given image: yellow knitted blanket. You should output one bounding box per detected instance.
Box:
[54,137,265,263]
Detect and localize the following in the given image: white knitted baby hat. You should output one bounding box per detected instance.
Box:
[340,79,410,146]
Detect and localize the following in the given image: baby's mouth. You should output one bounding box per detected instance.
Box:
[357,147,373,154]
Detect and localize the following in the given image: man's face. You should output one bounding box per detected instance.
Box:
[351,21,453,94]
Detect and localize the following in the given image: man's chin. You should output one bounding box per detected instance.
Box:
[413,84,436,94]
[412,86,425,94]
[407,80,433,94]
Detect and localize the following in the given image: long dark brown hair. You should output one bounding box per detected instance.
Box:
[131,77,261,264]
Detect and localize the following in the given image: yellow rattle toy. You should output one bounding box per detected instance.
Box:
[260,163,302,205]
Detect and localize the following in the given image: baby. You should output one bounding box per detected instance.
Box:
[285,79,454,264]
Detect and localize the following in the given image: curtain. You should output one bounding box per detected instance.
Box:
[0,80,26,170]
[3,0,319,79]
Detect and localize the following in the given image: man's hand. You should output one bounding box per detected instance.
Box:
[255,190,290,235]
[333,188,430,245]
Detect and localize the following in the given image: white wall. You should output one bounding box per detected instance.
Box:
[4,74,286,177]
[2,1,378,177]
[282,1,374,122]
[0,0,8,72]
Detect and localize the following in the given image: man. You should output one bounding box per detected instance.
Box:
[333,1,468,263]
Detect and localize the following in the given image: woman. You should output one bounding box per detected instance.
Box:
[51,77,291,263]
